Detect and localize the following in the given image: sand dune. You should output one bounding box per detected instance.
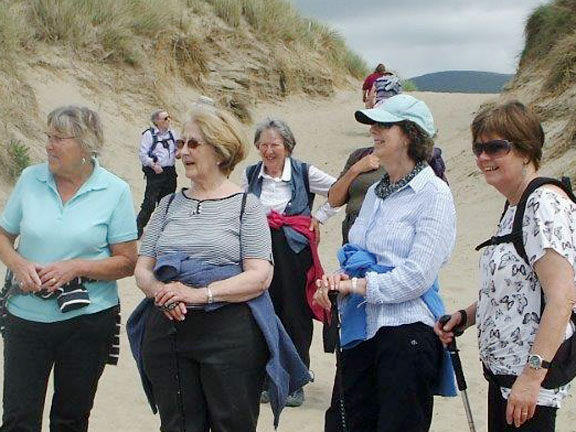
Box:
[1,89,574,431]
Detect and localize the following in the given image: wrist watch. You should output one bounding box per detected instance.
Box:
[527,354,551,370]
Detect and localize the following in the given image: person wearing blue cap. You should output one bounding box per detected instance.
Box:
[315,94,457,431]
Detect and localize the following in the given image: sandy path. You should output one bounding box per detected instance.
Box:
[1,89,575,431]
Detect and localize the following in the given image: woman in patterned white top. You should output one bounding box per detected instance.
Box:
[436,101,576,431]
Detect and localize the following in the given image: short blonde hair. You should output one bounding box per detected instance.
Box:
[47,106,104,157]
[187,107,247,175]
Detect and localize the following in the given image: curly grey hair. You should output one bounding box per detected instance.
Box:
[47,105,104,157]
[253,118,297,154]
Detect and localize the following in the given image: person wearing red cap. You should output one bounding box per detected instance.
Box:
[361,64,386,107]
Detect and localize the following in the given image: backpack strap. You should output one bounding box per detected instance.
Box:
[240,192,248,222]
[161,131,175,157]
[561,176,574,194]
[159,192,177,231]
[145,128,159,162]
[301,162,315,210]
[165,193,176,216]
[146,129,175,161]
[239,192,248,270]
[475,177,576,262]
[475,177,576,315]
[512,177,575,265]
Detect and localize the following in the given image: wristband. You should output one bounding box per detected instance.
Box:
[206,287,214,304]
[351,277,358,294]
[458,309,468,328]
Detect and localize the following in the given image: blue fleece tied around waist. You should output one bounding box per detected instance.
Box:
[337,244,457,397]
[127,254,311,428]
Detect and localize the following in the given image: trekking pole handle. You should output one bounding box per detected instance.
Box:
[439,314,468,391]
[439,314,465,337]
[328,290,339,306]
[328,291,341,331]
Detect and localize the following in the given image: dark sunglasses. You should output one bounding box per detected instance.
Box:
[161,116,171,121]
[472,139,513,158]
[176,137,203,150]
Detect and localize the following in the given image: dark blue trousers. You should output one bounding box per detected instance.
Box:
[142,304,268,432]
[1,308,117,432]
[325,322,442,432]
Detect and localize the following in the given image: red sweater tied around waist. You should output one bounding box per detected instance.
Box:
[266,211,326,321]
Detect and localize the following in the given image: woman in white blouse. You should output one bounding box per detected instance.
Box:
[315,94,456,432]
[436,101,576,431]
[243,118,338,407]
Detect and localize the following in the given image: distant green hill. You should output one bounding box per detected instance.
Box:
[409,71,513,94]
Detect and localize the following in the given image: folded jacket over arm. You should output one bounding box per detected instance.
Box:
[127,253,311,428]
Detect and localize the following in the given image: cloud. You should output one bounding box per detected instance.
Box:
[291,0,545,21]
[289,0,550,76]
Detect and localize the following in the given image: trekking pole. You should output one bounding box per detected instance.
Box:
[439,315,477,432]
[329,291,348,432]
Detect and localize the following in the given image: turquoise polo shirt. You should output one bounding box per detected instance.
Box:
[0,161,137,323]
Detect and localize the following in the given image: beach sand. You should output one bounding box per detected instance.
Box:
[1,89,575,431]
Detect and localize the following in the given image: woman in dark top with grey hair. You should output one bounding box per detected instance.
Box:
[242,117,339,407]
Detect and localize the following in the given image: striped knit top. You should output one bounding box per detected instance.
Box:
[139,190,272,265]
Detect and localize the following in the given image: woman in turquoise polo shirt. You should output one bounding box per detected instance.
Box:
[0,105,138,432]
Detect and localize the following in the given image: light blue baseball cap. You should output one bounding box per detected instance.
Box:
[355,94,436,137]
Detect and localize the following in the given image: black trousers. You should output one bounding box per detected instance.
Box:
[488,382,557,432]
[325,323,442,432]
[137,166,177,237]
[269,228,313,369]
[1,308,117,432]
[142,303,268,432]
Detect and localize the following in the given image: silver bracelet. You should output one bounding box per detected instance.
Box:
[206,286,214,304]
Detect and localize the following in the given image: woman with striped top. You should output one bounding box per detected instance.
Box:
[134,106,308,431]
[315,95,457,432]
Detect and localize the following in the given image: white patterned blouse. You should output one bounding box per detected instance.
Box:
[477,187,576,408]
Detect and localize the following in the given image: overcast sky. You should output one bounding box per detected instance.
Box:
[289,0,550,78]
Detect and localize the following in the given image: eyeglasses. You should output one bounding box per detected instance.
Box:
[472,139,513,158]
[161,116,171,121]
[176,137,204,150]
[45,133,75,142]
